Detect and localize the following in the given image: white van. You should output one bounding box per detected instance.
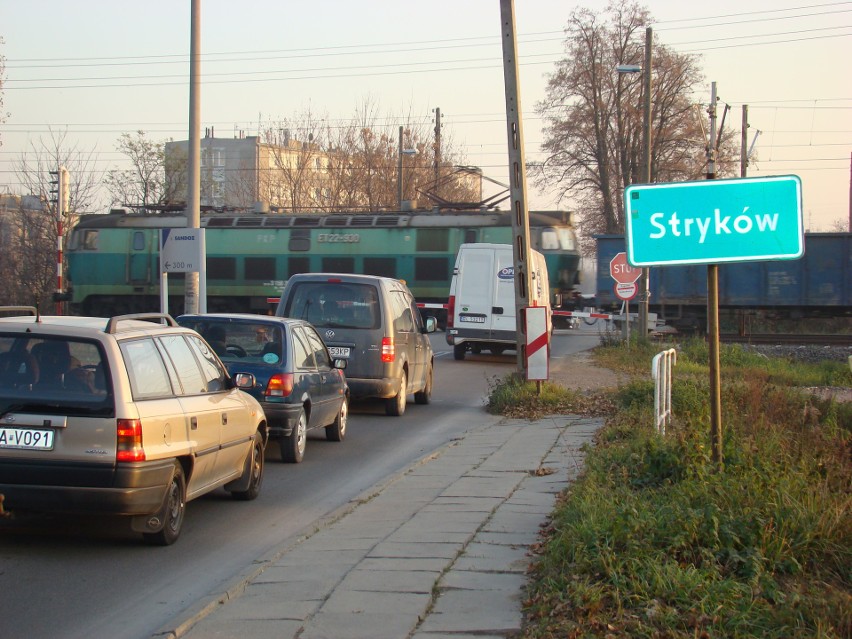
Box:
[446,243,551,360]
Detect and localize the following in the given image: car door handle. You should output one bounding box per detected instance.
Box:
[222,413,228,426]
[191,416,198,430]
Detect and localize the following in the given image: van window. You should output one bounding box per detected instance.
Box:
[284,282,380,330]
[390,292,414,332]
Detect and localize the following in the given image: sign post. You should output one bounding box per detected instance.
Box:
[160,228,206,315]
[610,252,641,342]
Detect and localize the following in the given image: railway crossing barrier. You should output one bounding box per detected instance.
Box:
[651,348,677,436]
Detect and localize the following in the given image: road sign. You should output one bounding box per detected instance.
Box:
[609,252,641,284]
[615,282,637,300]
[160,228,204,272]
[624,175,803,267]
[524,306,549,381]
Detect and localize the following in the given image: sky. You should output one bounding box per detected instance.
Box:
[1,0,849,232]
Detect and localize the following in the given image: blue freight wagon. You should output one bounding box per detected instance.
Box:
[595,233,852,332]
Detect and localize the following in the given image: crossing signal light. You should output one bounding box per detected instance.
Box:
[48,170,60,205]
[47,167,70,214]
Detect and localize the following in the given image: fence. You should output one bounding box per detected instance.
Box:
[651,348,677,435]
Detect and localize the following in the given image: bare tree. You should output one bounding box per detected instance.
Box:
[533,1,736,250]
[10,128,102,309]
[104,131,181,210]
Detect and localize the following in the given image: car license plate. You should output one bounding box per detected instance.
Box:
[459,315,486,323]
[328,346,351,358]
[0,427,55,451]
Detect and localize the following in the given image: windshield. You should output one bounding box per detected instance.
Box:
[0,334,113,416]
[284,282,380,329]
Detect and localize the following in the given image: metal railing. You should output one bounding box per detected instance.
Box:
[651,348,677,435]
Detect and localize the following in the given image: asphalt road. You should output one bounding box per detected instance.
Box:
[0,327,601,639]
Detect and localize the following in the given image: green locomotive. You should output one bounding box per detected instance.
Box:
[66,209,581,319]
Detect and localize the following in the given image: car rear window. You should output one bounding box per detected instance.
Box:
[177,320,286,366]
[283,282,380,330]
[0,335,112,414]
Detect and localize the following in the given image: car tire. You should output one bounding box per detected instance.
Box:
[489,345,505,355]
[230,432,264,501]
[386,370,407,417]
[325,396,348,442]
[280,408,307,463]
[143,462,186,546]
[414,363,432,405]
[453,343,466,361]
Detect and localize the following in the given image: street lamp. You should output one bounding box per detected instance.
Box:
[616,26,652,337]
[397,125,417,210]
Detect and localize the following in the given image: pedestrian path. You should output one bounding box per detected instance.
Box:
[156,414,602,639]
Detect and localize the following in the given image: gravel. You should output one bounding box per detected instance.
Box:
[740,344,852,364]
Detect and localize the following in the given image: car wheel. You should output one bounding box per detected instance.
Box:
[453,343,466,361]
[231,432,264,501]
[325,396,348,442]
[489,345,506,355]
[385,370,407,416]
[280,408,307,463]
[414,363,432,405]
[143,463,186,546]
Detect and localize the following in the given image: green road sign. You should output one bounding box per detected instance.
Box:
[625,175,803,267]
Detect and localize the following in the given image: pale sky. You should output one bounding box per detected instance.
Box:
[1,0,849,231]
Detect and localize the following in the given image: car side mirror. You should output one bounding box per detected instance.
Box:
[233,372,256,389]
[424,316,437,333]
[333,358,348,370]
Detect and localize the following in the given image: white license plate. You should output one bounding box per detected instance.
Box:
[328,346,351,358]
[0,427,55,451]
[459,315,486,323]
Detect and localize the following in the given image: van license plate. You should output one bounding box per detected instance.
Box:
[328,347,351,358]
[0,427,55,451]
[459,315,486,323]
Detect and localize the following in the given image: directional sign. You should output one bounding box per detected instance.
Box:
[609,252,641,284]
[160,228,204,272]
[625,175,803,267]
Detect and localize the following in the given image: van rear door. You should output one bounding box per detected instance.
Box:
[454,247,495,332]
[491,247,517,336]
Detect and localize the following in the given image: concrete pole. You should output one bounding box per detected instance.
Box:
[706,82,723,471]
[184,0,201,315]
[499,0,534,376]
[434,107,441,197]
[638,26,652,338]
[398,125,403,209]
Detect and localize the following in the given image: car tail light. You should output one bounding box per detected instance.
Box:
[266,373,294,397]
[381,337,395,363]
[116,419,145,462]
[446,295,456,329]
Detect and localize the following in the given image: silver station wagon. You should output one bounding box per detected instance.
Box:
[0,308,267,545]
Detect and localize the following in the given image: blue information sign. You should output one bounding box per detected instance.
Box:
[624,175,803,267]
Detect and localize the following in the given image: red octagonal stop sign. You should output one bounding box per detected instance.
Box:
[609,252,641,284]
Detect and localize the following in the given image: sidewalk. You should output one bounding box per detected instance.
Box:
[157,414,602,639]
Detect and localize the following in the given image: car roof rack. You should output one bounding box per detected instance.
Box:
[106,313,178,334]
[0,306,41,322]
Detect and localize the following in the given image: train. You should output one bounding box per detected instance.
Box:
[595,233,852,332]
[65,208,582,321]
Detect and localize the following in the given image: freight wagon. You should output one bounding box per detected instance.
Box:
[595,233,852,332]
[65,209,581,320]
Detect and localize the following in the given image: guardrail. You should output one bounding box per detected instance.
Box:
[651,348,677,435]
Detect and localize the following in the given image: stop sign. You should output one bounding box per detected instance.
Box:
[609,252,641,284]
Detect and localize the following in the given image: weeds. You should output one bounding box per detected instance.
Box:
[489,339,852,638]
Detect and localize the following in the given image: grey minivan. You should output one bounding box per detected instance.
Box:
[276,274,436,416]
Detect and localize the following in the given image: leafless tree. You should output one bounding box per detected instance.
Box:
[533,0,736,252]
[104,130,182,210]
[9,128,102,309]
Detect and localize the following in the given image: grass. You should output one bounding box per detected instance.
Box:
[491,336,852,639]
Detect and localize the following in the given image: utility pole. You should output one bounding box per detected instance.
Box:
[398,125,404,209]
[184,0,202,315]
[637,26,652,338]
[499,0,534,376]
[706,82,723,470]
[433,107,441,196]
[740,105,749,178]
